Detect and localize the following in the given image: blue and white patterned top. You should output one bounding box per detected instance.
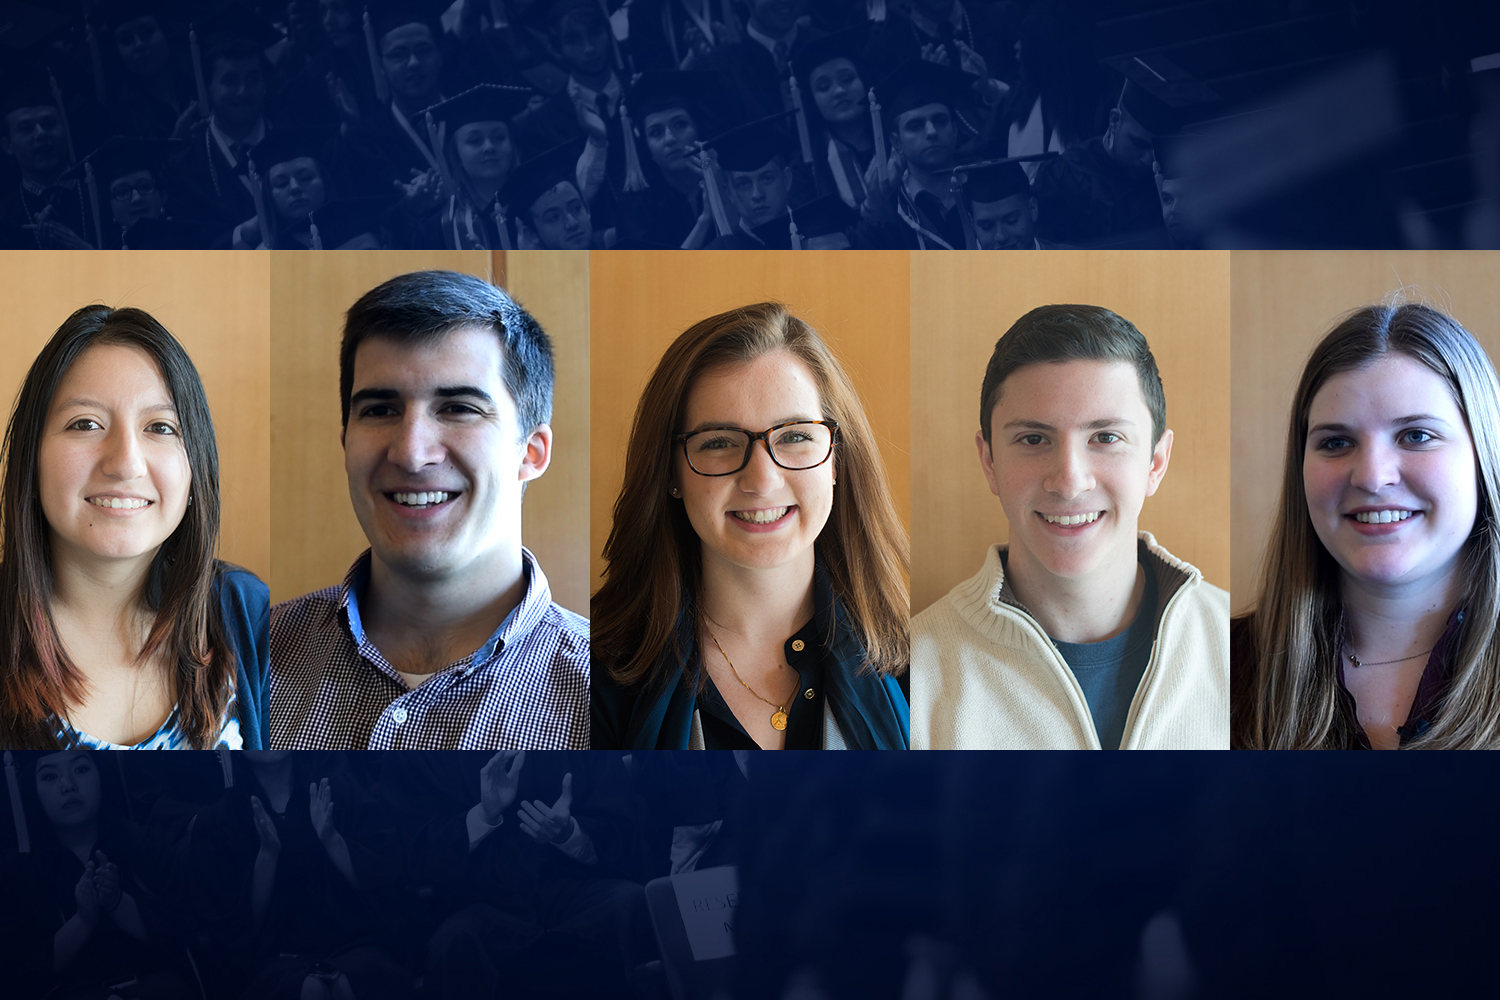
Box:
[60,704,243,750]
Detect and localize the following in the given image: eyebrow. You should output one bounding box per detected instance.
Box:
[1309,413,1453,434]
[350,385,497,407]
[686,416,821,433]
[1002,417,1135,432]
[55,397,176,415]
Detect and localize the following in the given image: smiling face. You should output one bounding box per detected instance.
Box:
[36,749,101,829]
[676,350,835,578]
[1303,354,1478,593]
[810,57,865,125]
[454,121,515,183]
[38,344,191,569]
[979,359,1170,587]
[380,23,443,102]
[343,326,550,583]
[109,169,164,228]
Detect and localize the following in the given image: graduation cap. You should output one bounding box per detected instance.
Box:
[1117,79,1180,138]
[789,192,857,241]
[704,111,797,172]
[310,196,395,248]
[0,71,58,119]
[499,136,586,217]
[963,160,1030,203]
[192,2,283,53]
[64,136,182,188]
[516,0,606,35]
[871,59,976,123]
[99,0,193,30]
[793,28,869,93]
[121,216,224,249]
[625,71,726,121]
[368,0,448,43]
[248,128,328,174]
[423,84,533,131]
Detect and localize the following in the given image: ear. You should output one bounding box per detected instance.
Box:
[1144,428,1173,497]
[519,423,553,484]
[975,429,1001,498]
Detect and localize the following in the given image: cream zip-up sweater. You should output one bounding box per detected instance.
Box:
[911,532,1229,749]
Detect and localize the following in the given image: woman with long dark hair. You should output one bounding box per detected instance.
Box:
[1233,301,1500,748]
[591,303,909,749]
[0,305,269,749]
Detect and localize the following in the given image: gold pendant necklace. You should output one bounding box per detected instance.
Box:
[707,628,790,731]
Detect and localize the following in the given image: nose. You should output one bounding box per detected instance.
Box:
[735,438,786,495]
[1043,442,1094,500]
[101,426,148,482]
[1349,440,1400,494]
[387,412,445,472]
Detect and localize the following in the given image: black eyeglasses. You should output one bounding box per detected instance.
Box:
[675,419,838,476]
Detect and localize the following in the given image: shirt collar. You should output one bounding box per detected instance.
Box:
[338,547,555,680]
[1335,607,1464,747]
[209,116,266,164]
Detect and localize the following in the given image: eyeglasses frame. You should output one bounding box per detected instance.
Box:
[674,418,840,476]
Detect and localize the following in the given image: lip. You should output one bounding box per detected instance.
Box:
[727,505,797,533]
[1035,509,1105,536]
[1345,506,1422,536]
[86,494,155,514]
[381,489,463,520]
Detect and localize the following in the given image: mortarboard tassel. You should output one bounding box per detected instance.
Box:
[869,87,886,168]
[190,27,210,111]
[866,0,886,21]
[789,72,814,165]
[425,113,457,196]
[310,220,324,250]
[620,102,648,192]
[47,69,77,166]
[364,8,391,103]
[494,201,513,249]
[5,751,30,853]
[84,1,108,108]
[788,203,802,249]
[953,170,979,249]
[220,749,234,787]
[696,143,734,236]
[83,160,103,250]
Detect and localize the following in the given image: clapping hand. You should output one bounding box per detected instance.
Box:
[250,795,281,857]
[92,851,122,913]
[480,749,525,824]
[518,773,574,845]
[74,860,102,924]
[309,778,337,843]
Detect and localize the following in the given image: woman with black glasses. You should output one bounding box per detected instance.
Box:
[590,302,910,749]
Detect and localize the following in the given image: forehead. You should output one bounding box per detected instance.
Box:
[728,160,780,180]
[812,57,858,80]
[382,23,436,49]
[7,106,58,129]
[456,120,509,138]
[972,193,1030,217]
[684,350,822,427]
[895,102,950,127]
[991,359,1148,420]
[533,181,582,211]
[352,325,509,394]
[37,749,92,772]
[51,343,173,410]
[1309,355,1461,421]
[644,107,692,129]
[269,157,320,176]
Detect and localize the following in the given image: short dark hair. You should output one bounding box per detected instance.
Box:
[978,304,1165,446]
[339,270,555,435]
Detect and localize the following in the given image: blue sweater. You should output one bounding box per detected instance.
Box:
[219,564,270,749]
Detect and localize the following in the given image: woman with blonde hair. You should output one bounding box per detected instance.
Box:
[591,303,909,749]
[1232,301,1500,749]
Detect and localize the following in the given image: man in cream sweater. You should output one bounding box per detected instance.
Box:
[911,305,1229,749]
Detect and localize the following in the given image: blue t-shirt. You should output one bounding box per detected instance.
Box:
[1050,559,1158,750]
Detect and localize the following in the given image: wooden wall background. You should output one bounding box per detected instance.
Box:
[1230,250,1500,615]
[269,250,591,615]
[0,251,270,581]
[589,251,911,597]
[910,251,1231,616]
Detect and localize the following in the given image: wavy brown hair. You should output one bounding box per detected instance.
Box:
[1241,302,1500,749]
[1,305,234,749]
[593,302,909,687]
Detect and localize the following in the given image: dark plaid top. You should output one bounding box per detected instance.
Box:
[268,548,589,750]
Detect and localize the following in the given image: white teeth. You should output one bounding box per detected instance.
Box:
[89,497,150,510]
[732,506,789,524]
[1354,510,1414,524]
[1042,511,1100,526]
[392,491,453,507]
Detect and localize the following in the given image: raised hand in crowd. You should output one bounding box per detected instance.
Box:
[480,748,525,823]
[327,73,362,131]
[862,147,903,228]
[518,772,574,845]
[170,100,209,140]
[310,777,360,887]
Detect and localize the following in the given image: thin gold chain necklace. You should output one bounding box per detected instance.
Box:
[706,628,791,731]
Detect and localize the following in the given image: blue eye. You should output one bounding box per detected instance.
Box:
[1401,429,1435,445]
[1315,436,1353,452]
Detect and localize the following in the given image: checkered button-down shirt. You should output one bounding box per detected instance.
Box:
[268,548,589,749]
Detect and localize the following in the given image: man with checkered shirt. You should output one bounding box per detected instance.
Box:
[268,271,589,749]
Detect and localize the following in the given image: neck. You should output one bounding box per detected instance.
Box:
[828,116,871,151]
[1005,537,1143,643]
[211,113,260,142]
[467,175,502,206]
[664,162,702,197]
[49,544,155,647]
[905,161,955,208]
[250,756,294,794]
[54,821,99,863]
[362,543,527,674]
[1340,567,1461,661]
[699,550,816,647]
[22,164,65,188]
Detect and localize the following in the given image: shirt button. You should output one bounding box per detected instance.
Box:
[392,707,408,725]
[804,688,815,699]
[792,639,805,652]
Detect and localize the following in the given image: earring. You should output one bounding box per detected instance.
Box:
[670,487,681,497]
